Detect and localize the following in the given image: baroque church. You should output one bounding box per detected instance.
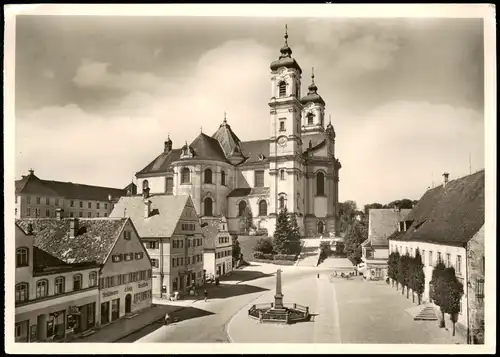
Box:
[135,27,341,237]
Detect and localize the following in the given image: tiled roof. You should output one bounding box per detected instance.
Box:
[136,149,181,175]
[212,122,244,159]
[16,218,128,265]
[227,187,270,198]
[15,172,127,201]
[110,194,190,238]
[368,209,412,247]
[182,133,228,162]
[240,139,270,164]
[390,170,485,246]
[15,173,59,196]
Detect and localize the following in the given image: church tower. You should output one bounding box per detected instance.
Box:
[301,68,326,148]
[268,25,305,220]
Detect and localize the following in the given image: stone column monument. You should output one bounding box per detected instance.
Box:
[274,269,284,310]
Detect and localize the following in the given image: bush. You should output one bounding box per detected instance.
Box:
[253,251,265,259]
[262,253,274,260]
[254,237,274,254]
[255,229,268,236]
[273,254,297,261]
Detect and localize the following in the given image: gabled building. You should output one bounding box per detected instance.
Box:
[14,217,152,342]
[388,170,485,343]
[200,216,233,281]
[360,208,411,280]
[133,27,342,238]
[110,191,204,299]
[15,169,131,219]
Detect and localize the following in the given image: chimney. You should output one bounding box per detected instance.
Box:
[56,208,63,220]
[28,168,34,175]
[144,199,151,218]
[443,172,450,188]
[69,218,79,238]
[27,223,33,235]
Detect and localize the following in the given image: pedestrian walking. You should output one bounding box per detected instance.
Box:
[164,312,171,325]
[204,289,208,302]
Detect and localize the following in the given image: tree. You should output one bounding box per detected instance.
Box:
[401,254,411,298]
[232,236,242,261]
[364,203,383,215]
[396,254,406,295]
[441,267,464,336]
[413,249,426,305]
[273,207,292,254]
[254,237,274,254]
[287,213,301,255]
[431,260,448,327]
[384,198,415,210]
[388,251,400,288]
[343,220,367,266]
[339,200,358,233]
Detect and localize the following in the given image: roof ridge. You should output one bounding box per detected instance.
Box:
[41,179,125,191]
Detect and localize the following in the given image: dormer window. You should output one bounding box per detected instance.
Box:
[278,81,287,97]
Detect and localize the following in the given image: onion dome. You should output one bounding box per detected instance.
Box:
[300,67,325,106]
[270,25,302,74]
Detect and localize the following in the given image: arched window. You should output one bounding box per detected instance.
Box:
[316,172,325,196]
[16,247,29,267]
[280,169,285,180]
[279,196,286,210]
[204,168,213,184]
[15,283,29,302]
[142,180,149,191]
[258,200,268,216]
[221,170,226,186]
[204,197,213,217]
[73,274,82,291]
[89,272,98,287]
[36,279,48,298]
[238,201,247,216]
[318,221,325,234]
[181,167,190,184]
[55,276,65,295]
[278,81,287,97]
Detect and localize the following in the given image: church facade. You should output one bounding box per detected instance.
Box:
[135,28,341,237]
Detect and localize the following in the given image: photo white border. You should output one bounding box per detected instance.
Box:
[3,3,496,355]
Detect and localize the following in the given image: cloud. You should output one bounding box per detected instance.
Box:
[336,100,484,207]
[16,39,484,209]
[72,59,164,93]
[302,20,401,80]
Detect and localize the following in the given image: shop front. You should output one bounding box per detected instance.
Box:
[15,290,97,342]
[99,279,152,326]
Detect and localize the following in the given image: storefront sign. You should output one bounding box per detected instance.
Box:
[102,290,119,298]
[125,286,133,292]
[68,305,81,315]
[138,282,149,289]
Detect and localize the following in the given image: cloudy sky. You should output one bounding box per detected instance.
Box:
[14,15,485,208]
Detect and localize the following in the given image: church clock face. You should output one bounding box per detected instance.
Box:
[277,136,288,147]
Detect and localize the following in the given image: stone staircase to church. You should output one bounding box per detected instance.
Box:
[406,304,438,321]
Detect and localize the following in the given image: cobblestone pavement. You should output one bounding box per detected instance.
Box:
[227,275,459,344]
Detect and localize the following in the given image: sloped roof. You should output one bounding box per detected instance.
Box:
[16,218,128,265]
[368,209,412,247]
[240,139,270,164]
[182,133,228,162]
[110,194,190,238]
[227,187,270,198]
[15,173,60,196]
[390,170,485,246]
[136,149,181,175]
[212,121,243,159]
[15,171,127,201]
